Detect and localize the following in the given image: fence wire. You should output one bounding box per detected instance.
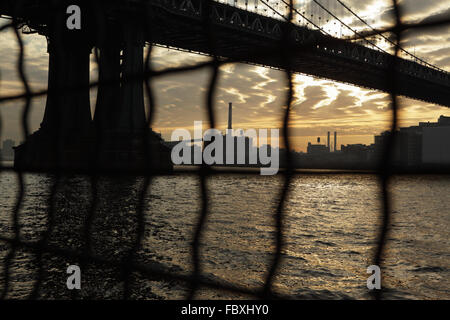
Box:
[0,0,449,300]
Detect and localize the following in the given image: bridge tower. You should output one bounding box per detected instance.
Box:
[14,3,94,170]
[94,24,147,136]
[91,22,171,171]
[40,11,93,138]
[118,25,146,134]
[94,22,122,134]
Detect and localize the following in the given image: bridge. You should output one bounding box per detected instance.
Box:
[1,0,449,170]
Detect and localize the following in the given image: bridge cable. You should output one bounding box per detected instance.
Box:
[308,0,390,54]
[335,0,445,72]
[258,0,329,35]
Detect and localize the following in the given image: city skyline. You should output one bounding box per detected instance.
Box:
[0,0,449,152]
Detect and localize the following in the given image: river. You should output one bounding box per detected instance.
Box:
[0,168,448,299]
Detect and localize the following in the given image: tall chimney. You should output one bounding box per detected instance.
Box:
[228,102,232,130]
[334,131,337,152]
[327,131,330,151]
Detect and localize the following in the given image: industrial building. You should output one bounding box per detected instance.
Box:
[307,137,329,154]
[169,103,260,166]
[205,102,256,166]
[306,131,337,154]
[302,116,450,169]
[0,139,15,161]
[422,120,450,165]
[373,115,450,167]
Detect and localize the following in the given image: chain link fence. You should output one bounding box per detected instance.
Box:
[0,0,449,299]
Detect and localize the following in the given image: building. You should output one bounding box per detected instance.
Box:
[307,137,329,154]
[168,103,259,166]
[1,139,15,160]
[373,115,450,167]
[340,143,371,162]
[205,103,256,166]
[422,126,450,165]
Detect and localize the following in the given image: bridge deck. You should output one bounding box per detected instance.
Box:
[1,0,449,107]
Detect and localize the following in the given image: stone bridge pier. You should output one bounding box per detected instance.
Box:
[15,7,94,170]
[94,22,122,134]
[41,29,93,138]
[93,23,169,170]
[94,23,146,135]
[15,14,171,171]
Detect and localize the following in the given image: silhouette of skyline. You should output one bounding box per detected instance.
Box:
[0,0,449,153]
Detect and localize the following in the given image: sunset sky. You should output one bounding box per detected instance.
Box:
[0,0,449,152]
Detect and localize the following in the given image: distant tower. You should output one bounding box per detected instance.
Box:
[327,131,330,151]
[228,102,233,131]
[334,131,337,152]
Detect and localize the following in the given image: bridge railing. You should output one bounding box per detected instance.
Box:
[152,0,449,86]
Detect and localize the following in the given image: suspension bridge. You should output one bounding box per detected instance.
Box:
[0,0,449,170]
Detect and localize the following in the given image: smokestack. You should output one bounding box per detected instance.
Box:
[334,131,337,152]
[327,131,330,151]
[228,102,232,130]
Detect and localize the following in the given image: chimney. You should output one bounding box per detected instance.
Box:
[327,131,330,151]
[228,102,232,131]
[334,131,337,152]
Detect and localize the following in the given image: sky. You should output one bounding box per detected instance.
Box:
[0,0,449,152]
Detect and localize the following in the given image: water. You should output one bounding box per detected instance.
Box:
[0,169,449,299]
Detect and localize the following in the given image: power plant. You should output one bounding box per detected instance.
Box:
[307,131,338,154]
[327,131,330,151]
[221,102,254,165]
[334,131,337,153]
[179,102,264,167]
[228,102,233,131]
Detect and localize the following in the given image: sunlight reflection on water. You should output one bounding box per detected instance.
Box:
[0,172,448,299]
